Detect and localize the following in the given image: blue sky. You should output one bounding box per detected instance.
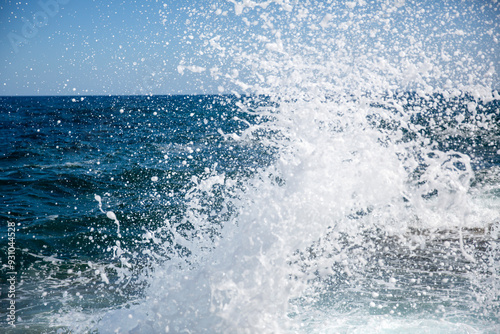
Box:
[0,0,218,95]
[0,0,498,96]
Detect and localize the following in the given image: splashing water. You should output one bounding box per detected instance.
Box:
[37,1,500,333]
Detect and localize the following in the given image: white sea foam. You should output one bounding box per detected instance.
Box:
[58,1,499,333]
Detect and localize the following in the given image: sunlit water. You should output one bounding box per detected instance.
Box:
[1,0,499,333]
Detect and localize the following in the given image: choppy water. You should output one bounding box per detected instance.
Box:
[1,92,499,333]
[1,0,500,333]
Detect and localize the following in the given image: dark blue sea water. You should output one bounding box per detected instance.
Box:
[0,95,270,327]
[0,94,499,333]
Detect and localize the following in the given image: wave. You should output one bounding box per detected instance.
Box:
[24,0,500,332]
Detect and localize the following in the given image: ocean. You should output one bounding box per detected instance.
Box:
[0,93,498,333]
[1,0,500,333]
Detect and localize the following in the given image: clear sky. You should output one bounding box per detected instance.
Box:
[1,0,498,96]
[0,0,219,95]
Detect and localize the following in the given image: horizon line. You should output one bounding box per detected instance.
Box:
[0,93,247,98]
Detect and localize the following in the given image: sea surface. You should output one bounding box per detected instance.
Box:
[0,94,499,333]
[1,1,500,333]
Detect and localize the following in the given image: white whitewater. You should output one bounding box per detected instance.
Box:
[57,1,499,333]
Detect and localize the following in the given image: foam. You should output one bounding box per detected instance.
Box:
[58,1,499,332]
